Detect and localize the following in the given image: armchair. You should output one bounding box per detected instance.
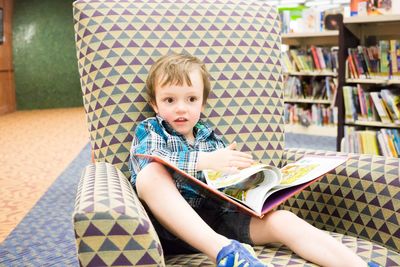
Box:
[72,0,399,266]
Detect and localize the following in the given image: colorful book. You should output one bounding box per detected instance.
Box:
[389,40,400,80]
[134,154,347,218]
[370,92,392,123]
[379,40,390,79]
[380,89,400,124]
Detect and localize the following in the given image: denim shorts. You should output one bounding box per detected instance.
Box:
[145,198,253,255]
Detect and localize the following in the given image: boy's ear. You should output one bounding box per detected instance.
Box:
[150,101,158,113]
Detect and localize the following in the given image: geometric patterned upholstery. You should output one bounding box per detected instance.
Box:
[73,162,164,266]
[281,148,400,254]
[72,0,400,266]
[73,0,284,178]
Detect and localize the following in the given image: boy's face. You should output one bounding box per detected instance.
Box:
[151,69,205,142]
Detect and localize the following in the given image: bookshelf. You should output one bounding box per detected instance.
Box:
[282,29,340,138]
[282,31,339,46]
[337,15,400,156]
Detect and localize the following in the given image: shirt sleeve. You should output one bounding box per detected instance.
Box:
[129,120,199,184]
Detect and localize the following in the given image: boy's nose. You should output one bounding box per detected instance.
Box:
[175,102,187,112]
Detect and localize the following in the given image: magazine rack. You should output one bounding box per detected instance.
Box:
[72,0,400,265]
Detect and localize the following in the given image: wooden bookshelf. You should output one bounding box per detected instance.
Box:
[282,22,340,139]
[346,78,400,85]
[343,14,400,24]
[285,71,337,77]
[284,98,332,104]
[338,15,400,155]
[345,120,400,129]
[282,31,339,46]
[343,15,400,40]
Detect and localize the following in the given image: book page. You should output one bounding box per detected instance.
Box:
[220,166,282,213]
[203,163,277,189]
[279,156,346,187]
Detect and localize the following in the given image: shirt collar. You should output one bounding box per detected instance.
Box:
[155,115,213,141]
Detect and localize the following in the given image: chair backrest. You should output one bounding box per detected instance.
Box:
[73,0,284,178]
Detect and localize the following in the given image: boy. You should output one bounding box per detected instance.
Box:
[129,53,371,266]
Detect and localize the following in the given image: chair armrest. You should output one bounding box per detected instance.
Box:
[73,162,165,266]
[281,148,400,252]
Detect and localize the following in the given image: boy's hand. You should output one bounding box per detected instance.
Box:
[197,142,254,173]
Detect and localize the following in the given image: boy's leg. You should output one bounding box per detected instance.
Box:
[136,162,230,261]
[249,210,367,267]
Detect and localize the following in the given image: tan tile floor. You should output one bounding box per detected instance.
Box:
[0,107,89,242]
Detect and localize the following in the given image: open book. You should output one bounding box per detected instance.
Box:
[134,154,347,218]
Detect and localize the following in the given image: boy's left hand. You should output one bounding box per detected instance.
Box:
[197,142,254,173]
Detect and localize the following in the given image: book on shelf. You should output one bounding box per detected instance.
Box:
[343,86,358,122]
[282,51,295,73]
[342,126,400,157]
[343,85,400,124]
[284,76,337,102]
[287,47,338,73]
[379,40,390,79]
[370,92,392,123]
[310,46,322,71]
[389,39,400,80]
[380,89,400,124]
[356,84,368,120]
[345,42,400,80]
[133,154,347,217]
[284,103,337,126]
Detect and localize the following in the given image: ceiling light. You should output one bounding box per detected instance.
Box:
[305,0,331,7]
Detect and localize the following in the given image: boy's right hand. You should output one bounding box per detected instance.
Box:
[197,142,254,173]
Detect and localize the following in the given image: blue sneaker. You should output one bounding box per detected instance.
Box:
[216,240,268,267]
[368,261,382,267]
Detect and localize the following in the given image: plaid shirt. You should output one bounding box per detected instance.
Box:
[129,115,226,207]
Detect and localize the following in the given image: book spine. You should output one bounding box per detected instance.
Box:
[379,40,390,79]
[310,46,321,71]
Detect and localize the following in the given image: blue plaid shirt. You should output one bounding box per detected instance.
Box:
[129,115,226,207]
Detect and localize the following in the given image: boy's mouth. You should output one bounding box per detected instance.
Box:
[174,117,188,122]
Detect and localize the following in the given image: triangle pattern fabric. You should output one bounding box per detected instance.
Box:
[73,162,165,265]
[281,149,400,254]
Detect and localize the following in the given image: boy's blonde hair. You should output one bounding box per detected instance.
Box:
[146,53,211,106]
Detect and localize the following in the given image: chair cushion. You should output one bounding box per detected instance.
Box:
[73,0,285,178]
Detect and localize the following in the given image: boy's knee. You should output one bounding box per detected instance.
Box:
[266,210,298,228]
[136,162,172,199]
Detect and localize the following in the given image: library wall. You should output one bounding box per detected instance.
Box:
[13,0,81,110]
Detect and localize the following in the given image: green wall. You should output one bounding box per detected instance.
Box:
[13,0,82,109]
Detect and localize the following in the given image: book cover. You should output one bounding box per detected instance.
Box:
[370,92,392,123]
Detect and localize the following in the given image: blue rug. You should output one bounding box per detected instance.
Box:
[0,143,90,266]
[285,133,336,151]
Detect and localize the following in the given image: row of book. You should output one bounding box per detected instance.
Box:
[284,104,338,127]
[341,127,400,158]
[343,86,400,124]
[284,76,338,102]
[346,40,400,80]
[282,46,339,73]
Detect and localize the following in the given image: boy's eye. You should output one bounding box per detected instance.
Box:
[164,97,173,103]
[189,96,197,102]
